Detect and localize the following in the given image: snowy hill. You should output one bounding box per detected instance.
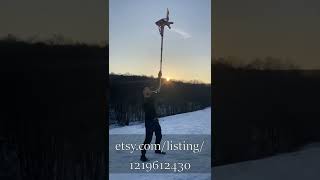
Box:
[109,107,211,180]
[214,143,320,180]
[109,107,211,134]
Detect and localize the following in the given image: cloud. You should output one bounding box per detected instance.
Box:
[170,28,192,39]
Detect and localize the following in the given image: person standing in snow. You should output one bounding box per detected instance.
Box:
[140,71,166,162]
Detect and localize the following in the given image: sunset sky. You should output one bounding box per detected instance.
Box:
[2,0,320,72]
[0,0,107,44]
[109,0,211,83]
[213,0,320,69]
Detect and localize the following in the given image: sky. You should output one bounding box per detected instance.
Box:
[109,0,211,83]
[0,0,108,44]
[3,0,319,72]
[213,0,320,69]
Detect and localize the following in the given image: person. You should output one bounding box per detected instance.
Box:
[140,71,166,162]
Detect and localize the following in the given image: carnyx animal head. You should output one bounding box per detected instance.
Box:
[155,8,174,29]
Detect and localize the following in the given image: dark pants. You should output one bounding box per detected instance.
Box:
[141,120,162,156]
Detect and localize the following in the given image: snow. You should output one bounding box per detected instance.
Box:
[109,107,320,179]
[109,107,211,135]
[109,107,211,180]
[214,143,320,180]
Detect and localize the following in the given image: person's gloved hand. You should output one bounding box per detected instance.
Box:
[158,71,162,79]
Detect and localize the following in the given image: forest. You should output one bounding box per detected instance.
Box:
[213,57,320,166]
[109,74,211,125]
[0,36,108,179]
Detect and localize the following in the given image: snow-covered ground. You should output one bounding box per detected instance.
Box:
[109,107,211,180]
[214,143,320,180]
[109,107,211,134]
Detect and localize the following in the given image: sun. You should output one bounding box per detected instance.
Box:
[166,77,170,81]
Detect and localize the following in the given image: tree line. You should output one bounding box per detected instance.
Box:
[0,38,107,179]
[109,74,211,126]
[213,57,320,166]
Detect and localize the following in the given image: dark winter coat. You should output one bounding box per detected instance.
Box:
[143,95,158,124]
